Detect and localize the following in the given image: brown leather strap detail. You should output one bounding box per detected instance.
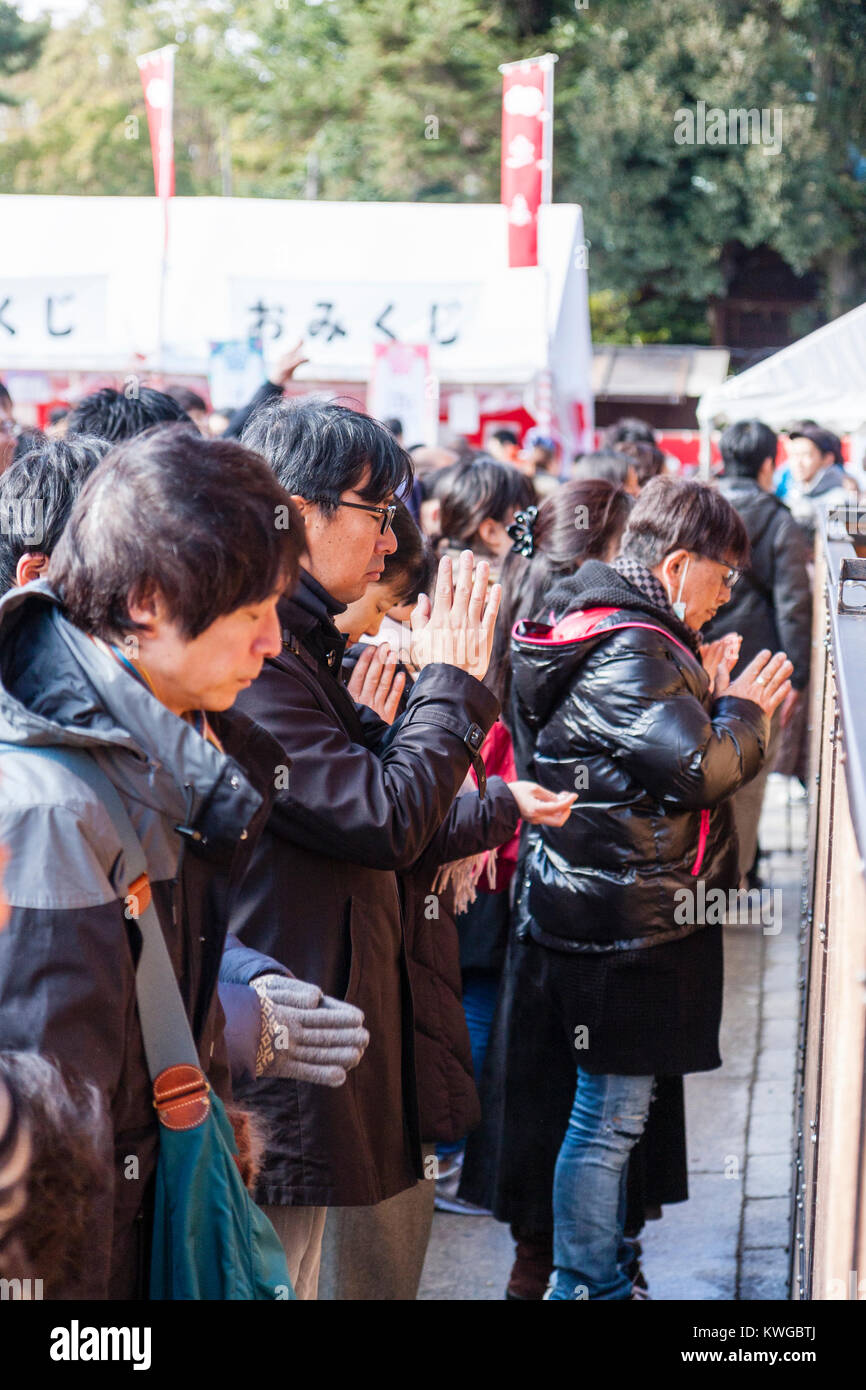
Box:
[127,872,152,916]
[153,1063,211,1131]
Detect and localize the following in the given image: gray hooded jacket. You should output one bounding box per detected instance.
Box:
[0,581,277,1298]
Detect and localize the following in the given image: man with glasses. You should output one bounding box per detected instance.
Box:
[703,419,812,885]
[220,399,506,1297]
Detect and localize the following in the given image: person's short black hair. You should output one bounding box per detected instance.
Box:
[491,427,520,447]
[787,423,844,466]
[719,420,779,479]
[621,476,749,569]
[241,398,413,511]
[0,434,110,594]
[66,386,192,443]
[48,407,70,426]
[165,385,208,416]
[381,500,433,606]
[382,417,403,438]
[572,450,635,488]
[603,416,656,448]
[49,424,304,641]
[0,382,11,413]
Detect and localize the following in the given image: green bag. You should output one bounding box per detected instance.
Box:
[149,1087,294,1301]
[15,744,295,1301]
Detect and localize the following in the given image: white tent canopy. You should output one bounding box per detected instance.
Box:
[0,195,590,392]
[697,300,866,433]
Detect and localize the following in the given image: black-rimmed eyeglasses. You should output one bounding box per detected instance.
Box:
[336,500,397,535]
[701,556,742,588]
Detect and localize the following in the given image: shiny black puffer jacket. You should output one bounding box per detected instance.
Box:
[509,561,769,953]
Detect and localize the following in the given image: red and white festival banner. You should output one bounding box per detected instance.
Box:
[499,54,556,268]
[137,46,176,202]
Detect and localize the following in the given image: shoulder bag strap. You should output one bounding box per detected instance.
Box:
[0,743,199,1079]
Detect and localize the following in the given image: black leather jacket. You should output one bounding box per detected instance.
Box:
[224,570,500,1205]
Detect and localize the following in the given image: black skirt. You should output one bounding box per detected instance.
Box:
[460,924,719,1228]
[542,921,724,1077]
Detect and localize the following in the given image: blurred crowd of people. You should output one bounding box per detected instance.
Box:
[0,344,852,1301]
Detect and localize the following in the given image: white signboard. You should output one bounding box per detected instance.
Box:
[0,276,108,358]
[208,338,266,411]
[369,342,438,447]
[229,280,480,369]
[448,390,481,435]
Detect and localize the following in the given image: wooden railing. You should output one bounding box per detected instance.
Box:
[793,506,866,1300]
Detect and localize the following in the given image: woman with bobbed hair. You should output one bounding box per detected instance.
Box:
[503,477,792,1300]
[430,456,536,568]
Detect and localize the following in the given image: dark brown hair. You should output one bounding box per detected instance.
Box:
[614,438,665,487]
[0,1054,111,1298]
[620,476,749,569]
[786,423,844,466]
[434,456,535,558]
[49,424,305,641]
[381,499,433,606]
[487,479,633,708]
[571,450,635,489]
[602,416,656,448]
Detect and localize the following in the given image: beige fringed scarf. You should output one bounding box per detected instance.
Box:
[431,844,501,918]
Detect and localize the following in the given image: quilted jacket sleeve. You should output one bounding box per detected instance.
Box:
[561,629,769,810]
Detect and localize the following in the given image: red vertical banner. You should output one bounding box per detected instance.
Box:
[137,46,176,200]
[500,54,556,268]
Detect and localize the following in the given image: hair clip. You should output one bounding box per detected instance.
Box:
[507,506,538,558]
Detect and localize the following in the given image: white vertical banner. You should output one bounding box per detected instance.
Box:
[369,342,438,447]
[137,44,177,369]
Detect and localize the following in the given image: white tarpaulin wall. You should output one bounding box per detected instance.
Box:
[697,300,866,434]
[0,196,591,406]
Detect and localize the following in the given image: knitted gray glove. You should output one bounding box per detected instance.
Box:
[251,974,369,1087]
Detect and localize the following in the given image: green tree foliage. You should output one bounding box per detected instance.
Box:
[0,0,863,341]
[0,1,47,105]
[550,0,866,338]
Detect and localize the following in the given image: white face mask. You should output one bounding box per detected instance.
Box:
[665,555,690,622]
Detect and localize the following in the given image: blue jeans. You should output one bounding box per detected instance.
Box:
[547,1070,655,1300]
[462,969,500,1084]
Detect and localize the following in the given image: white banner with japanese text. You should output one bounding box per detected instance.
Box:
[229,280,480,371]
[0,277,108,359]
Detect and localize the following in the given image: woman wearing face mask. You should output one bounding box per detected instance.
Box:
[506,476,792,1301]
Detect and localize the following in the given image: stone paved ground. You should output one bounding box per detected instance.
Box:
[418,775,806,1301]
